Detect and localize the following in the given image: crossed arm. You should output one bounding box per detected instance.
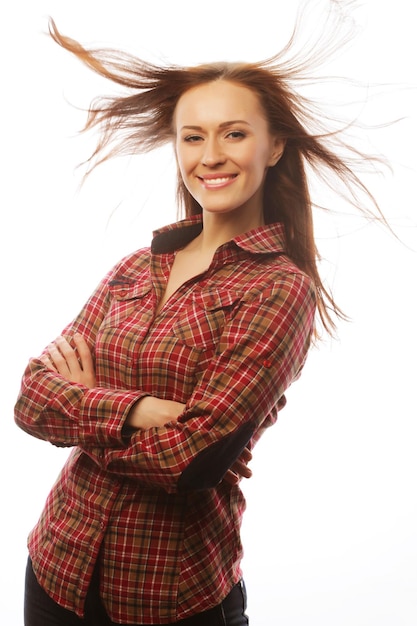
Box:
[16,268,315,492]
[41,333,253,486]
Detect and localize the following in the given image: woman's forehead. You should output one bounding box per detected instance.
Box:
[174,80,266,127]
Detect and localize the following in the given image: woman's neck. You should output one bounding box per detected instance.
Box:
[193,209,264,256]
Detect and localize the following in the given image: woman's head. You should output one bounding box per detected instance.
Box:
[165,62,322,272]
[47,24,322,237]
[169,60,306,223]
[47,17,384,334]
[173,79,285,227]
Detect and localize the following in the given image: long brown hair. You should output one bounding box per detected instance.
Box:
[47,10,387,335]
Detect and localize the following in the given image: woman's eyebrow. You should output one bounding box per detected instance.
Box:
[180,120,252,131]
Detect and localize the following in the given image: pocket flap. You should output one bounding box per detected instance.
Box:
[108,277,152,301]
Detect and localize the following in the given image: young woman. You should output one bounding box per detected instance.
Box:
[15,12,383,626]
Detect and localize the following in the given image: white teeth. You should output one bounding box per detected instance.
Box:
[204,177,232,185]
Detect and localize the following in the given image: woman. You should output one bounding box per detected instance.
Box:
[15,12,382,626]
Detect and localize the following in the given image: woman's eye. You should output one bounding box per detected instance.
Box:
[226,130,245,139]
[184,135,202,143]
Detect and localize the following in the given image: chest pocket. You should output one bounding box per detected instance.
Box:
[100,278,153,330]
[172,288,243,351]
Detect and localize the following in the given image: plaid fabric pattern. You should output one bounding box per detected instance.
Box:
[15,216,316,624]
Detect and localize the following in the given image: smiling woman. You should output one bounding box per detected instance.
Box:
[13,5,397,626]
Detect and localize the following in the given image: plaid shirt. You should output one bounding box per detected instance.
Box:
[15,216,316,624]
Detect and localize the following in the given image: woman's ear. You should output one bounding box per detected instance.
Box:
[268,138,286,166]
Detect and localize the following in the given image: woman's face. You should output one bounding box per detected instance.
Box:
[174,80,284,222]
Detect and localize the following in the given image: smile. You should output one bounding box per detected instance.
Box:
[198,175,238,189]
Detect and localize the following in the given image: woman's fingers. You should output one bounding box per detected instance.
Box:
[40,354,58,372]
[54,336,80,373]
[45,338,72,376]
[43,335,96,388]
[239,447,253,465]
[73,333,94,372]
[223,447,253,485]
[230,457,253,479]
[72,334,96,387]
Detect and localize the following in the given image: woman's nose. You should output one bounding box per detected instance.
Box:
[202,137,226,167]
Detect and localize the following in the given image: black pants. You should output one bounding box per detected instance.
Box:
[24,558,249,625]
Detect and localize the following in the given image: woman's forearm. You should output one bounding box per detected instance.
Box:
[126,396,186,430]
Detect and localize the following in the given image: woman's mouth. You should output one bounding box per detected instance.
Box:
[198,174,238,189]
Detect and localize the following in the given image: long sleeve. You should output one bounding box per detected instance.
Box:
[14,265,149,448]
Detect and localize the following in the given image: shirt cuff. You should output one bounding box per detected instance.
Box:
[78,388,147,447]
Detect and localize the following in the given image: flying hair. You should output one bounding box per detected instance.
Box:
[47,0,390,336]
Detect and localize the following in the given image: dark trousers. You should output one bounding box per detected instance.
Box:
[24,558,249,625]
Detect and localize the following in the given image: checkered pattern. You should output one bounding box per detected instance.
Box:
[15,216,316,623]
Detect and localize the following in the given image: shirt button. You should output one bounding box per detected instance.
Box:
[263,359,273,368]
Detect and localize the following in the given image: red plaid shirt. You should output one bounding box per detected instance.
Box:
[15,216,316,623]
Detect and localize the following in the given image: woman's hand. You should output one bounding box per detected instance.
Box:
[41,334,96,389]
[223,447,253,485]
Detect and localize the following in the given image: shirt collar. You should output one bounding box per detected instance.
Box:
[151,215,287,256]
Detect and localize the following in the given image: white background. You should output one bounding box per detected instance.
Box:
[1,1,416,624]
